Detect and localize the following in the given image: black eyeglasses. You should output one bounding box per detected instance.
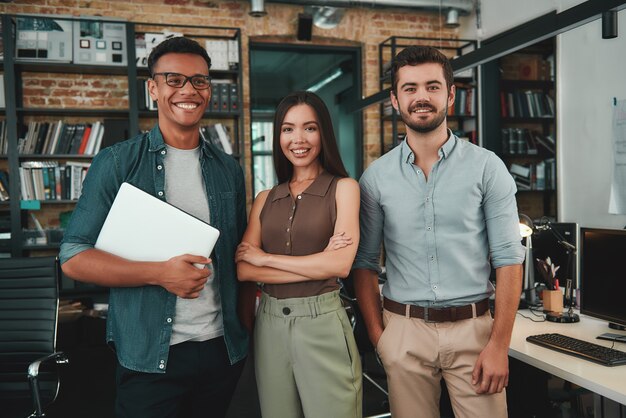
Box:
[152,72,211,90]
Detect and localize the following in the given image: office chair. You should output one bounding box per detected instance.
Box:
[0,256,69,418]
[339,274,391,418]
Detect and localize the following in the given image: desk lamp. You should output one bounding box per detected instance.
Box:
[537,220,580,323]
[519,214,539,307]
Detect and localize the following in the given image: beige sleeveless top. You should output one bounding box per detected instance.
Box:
[260,171,341,299]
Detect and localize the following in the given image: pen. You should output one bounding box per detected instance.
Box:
[554,279,559,291]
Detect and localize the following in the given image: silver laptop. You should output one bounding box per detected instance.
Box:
[95,182,220,262]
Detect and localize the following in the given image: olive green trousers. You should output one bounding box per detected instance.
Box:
[254,290,362,418]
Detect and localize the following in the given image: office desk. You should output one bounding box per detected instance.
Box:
[510,310,626,406]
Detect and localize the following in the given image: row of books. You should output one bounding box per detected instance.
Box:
[17,121,105,156]
[19,161,91,201]
[210,81,239,113]
[136,80,239,113]
[502,128,555,155]
[199,123,234,155]
[509,159,556,191]
[449,87,476,116]
[500,90,555,118]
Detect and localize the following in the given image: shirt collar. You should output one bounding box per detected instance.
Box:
[271,171,335,201]
[400,129,458,164]
[148,125,213,158]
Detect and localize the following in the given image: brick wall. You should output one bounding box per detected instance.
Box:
[2,0,459,199]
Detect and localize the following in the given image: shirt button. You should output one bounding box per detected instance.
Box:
[433,285,438,289]
[289,216,293,220]
[286,228,290,232]
[161,150,166,155]
[158,191,164,196]
[157,165,163,170]
[427,226,432,230]
[286,242,290,246]
[430,256,435,261]
[297,195,302,200]
[166,317,172,323]
[160,360,165,364]
[426,197,430,202]
[159,364,165,369]
[283,307,291,315]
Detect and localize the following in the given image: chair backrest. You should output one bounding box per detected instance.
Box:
[0,256,60,418]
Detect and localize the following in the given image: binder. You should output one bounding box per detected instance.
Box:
[229,83,239,112]
[219,83,229,112]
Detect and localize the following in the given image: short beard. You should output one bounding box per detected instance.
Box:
[398,101,448,133]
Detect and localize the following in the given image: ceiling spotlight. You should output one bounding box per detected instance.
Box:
[249,0,267,17]
[602,10,618,39]
[311,6,345,30]
[445,8,460,28]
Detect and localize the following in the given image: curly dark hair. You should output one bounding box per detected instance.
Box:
[147,36,211,76]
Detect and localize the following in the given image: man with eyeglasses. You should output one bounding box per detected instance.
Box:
[60,37,254,418]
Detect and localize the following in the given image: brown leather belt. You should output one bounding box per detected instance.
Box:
[383,297,490,322]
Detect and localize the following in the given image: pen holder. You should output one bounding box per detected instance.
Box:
[542,289,563,313]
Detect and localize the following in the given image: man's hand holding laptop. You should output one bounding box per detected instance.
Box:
[159,254,211,299]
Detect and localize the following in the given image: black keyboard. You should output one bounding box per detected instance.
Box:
[526,333,626,366]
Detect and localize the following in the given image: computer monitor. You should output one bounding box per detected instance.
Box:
[580,227,626,330]
[532,222,578,287]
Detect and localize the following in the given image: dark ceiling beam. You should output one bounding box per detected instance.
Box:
[452,0,626,74]
[352,0,626,112]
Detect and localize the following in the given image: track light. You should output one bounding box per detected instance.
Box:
[602,10,618,39]
[249,0,267,17]
[445,8,460,28]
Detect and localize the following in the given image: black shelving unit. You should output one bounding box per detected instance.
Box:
[481,38,557,221]
[0,14,244,258]
[378,36,479,154]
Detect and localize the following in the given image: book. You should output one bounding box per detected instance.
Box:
[0,170,9,201]
[229,83,239,112]
[509,163,530,179]
[214,123,233,154]
[77,125,92,155]
[68,124,86,154]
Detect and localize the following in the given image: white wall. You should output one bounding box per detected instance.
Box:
[465,1,626,228]
[558,9,626,228]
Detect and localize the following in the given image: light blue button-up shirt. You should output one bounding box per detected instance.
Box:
[353,133,525,307]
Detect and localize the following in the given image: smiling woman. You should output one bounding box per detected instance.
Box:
[249,43,362,195]
[236,91,363,418]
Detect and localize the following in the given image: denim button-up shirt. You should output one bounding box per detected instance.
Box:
[59,125,248,373]
[354,134,525,307]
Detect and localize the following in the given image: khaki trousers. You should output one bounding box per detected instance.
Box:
[254,291,362,418]
[377,308,507,418]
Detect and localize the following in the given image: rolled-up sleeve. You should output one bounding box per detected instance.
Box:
[59,148,121,264]
[482,153,525,268]
[352,173,383,274]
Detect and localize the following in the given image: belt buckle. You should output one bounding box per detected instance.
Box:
[423,307,436,323]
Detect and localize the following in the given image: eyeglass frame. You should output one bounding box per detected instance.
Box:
[151,72,212,90]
